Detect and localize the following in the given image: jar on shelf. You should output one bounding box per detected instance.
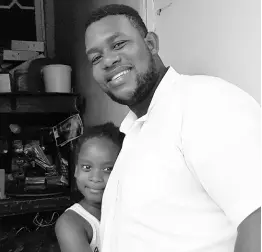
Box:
[14,69,29,92]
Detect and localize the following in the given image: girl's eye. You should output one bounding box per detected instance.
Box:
[81,165,91,171]
[103,167,113,173]
[91,55,102,65]
[113,41,126,50]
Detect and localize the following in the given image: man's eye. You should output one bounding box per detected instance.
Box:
[113,41,126,50]
[103,167,113,173]
[81,165,91,171]
[91,55,102,65]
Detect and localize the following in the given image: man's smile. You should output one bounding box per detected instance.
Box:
[107,68,132,88]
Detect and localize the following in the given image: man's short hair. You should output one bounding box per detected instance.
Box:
[85,4,148,38]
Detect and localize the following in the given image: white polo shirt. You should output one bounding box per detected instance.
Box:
[100,67,261,252]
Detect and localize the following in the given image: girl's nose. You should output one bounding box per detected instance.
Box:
[89,169,103,183]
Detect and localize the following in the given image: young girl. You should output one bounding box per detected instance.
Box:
[55,123,124,252]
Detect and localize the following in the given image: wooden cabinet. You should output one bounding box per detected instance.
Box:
[0,92,80,217]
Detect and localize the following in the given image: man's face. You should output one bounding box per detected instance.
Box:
[85,15,159,106]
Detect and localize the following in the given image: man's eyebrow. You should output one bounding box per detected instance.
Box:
[86,32,123,55]
[86,47,100,56]
[107,32,123,43]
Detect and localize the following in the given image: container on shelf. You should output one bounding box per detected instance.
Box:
[42,64,72,93]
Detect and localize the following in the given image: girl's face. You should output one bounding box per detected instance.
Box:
[75,136,120,204]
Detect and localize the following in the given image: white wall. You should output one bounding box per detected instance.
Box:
[146,0,261,103]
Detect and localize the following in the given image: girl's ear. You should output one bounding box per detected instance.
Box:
[144,32,159,55]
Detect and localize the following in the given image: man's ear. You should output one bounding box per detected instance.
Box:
[144,32,159,55]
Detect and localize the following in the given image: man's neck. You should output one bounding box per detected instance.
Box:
[131,66,168,118]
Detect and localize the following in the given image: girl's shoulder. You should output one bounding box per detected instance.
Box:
[56,203,94,243]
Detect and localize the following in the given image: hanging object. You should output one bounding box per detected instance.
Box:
[0,0,34,10]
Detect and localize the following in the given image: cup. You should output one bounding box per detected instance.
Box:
[42,64,72,93]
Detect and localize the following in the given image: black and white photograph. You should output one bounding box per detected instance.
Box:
[0,0,260,252]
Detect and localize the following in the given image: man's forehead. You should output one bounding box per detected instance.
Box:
[86,15,134,37]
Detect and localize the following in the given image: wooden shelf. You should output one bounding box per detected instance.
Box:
[0,194,73,217]
[0,92,79,113]
[0,92,78,97]
[0,92,81,216]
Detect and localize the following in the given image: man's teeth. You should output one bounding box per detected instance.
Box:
[111,70,130,81]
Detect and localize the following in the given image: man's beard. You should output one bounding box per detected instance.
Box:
[106,57,159,107]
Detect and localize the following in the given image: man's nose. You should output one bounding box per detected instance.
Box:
[103,51,120,69]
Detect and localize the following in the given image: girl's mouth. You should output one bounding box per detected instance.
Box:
[85,186,104,194]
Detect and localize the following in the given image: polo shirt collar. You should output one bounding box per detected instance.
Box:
[120,67,180,134]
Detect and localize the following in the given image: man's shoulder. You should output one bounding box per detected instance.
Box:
[180,74,233,92]
[179,74,255,103]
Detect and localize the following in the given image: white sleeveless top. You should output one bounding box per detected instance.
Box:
[66,203,100,252]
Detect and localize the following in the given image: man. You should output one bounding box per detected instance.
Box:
[84,4,261,252]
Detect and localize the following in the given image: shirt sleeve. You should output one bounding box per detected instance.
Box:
[182,76,261,227]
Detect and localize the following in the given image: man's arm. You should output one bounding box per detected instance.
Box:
[182,78,261,251]
[234,207,261,252]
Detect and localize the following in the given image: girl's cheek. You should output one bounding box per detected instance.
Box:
[104,173,110,184]
[77,172,90,183]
